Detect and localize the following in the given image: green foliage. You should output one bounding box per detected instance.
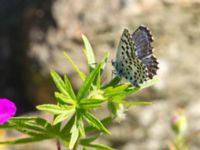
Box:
[82,34,96,70]
[0,33,159,149]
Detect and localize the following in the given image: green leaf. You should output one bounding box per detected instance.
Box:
[33,118,54,133]
[64,52,86,81]
[51,122,61,135]
[9,117,50,128]
[77,63,102,101]
[69,128,79,149]
[104,84,133,101]
[76,112,85,137]
[55,92,74,104]
[64,75,76,100]
[94,52,109,88]
[103,85,139,99]
[99,52,109,71]
[0,136,50,145]
[7,117,53,138]
[76,52,109,101]
[115,100,153,107]
[82,34,95,69]
[9,117,41,121]
[78,121,85,137]
[85,117,112,133]
[88,143,114,150]
[0,123,15,129]
[79,99,104,109]
[101,76,121,89]
[69,117,79,149]
[96,70,101,89]
[104,84,130,96]
[83,147,88,150]
[53,109,75,125]
[17,122,47,135]
[92,52,110,89]
[119,77,160,98]
[60,115,75,139]
[9,117,54,136]
[50,70,72,99]
[82,143,114,150]
[84,112,110,135]
[16,129,46,138]
[36,104,74,115]
[107,102,117,116]
[109,99,152,110]
[80,135,100,144]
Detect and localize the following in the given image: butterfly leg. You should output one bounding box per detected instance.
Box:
[131,80,140,87]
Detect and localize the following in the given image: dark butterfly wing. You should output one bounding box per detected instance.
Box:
[132,25,158,79]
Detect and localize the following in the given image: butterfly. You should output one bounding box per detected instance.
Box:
[112,25,159,87]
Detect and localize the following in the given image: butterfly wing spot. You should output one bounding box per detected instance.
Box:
[122,46,125,51]
[139,79,143,83]
[136,64,139,69]
[133,72,137,79]
[126,51,130,58]
[121,39,128,45]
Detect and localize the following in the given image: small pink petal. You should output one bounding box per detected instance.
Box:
[171,113,178,124]
[0,98,17,125]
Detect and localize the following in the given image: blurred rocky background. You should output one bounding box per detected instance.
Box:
[0,0,200,149]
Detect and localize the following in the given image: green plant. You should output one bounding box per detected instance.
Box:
[0,34,158,150]
[170,110,188,150]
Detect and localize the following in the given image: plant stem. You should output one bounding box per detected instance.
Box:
[56,140,61,150]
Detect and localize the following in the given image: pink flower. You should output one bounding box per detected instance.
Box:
[0,98,17,125]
